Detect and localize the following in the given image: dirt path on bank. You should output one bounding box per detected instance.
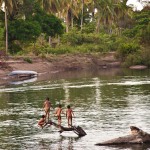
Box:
[0,53,121,85]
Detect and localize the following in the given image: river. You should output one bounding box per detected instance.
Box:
[0,69,150,150]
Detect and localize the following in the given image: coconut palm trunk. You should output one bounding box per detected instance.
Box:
[96,12,100,33]
[81,0,84,31]
[0,0,17,55]
[66,13,69,33]
[5,5,8,54]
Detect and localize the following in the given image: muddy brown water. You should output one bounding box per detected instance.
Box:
[0,69,150,150]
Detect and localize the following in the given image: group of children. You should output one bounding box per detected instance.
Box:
[38,97,74,128]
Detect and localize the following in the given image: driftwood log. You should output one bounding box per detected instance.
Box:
[43,120,86,137]
[96,126,150,146]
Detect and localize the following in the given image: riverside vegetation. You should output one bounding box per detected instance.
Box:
[0,1,149,68]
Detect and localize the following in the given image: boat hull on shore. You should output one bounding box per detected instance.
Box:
[9,70,38,78]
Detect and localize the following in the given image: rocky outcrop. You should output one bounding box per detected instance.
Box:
[96,126,150,146]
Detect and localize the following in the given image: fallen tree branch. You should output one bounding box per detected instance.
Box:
[43,120,86,137]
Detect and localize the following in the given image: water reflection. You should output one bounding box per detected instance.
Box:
[93,78,101,105]
[37,135,76,150]
[10,77,37,85]
[62,81,70,101]
[38,140,50,149]
[57,136,74,150]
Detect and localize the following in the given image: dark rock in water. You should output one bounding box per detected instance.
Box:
[96,126,150,146]
[129,65,148,70]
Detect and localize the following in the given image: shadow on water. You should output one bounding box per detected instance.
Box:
[105,144,150,150]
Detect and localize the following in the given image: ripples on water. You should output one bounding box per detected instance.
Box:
[0,70,150,150]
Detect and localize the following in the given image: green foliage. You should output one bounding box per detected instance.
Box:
[33,45,73,55]
[21,0,36,19]
[8,19,41,53]
[0,27,4,50]
[0,27,4,38]
[123,52,142,67]
[117,40,140,61]
[6,1,64,53]
[42,15,64,37]
[9,43,22,55]
[116,10,150,65]
[123,10,150,43]
[76,44,109,53]
[32,42,115,55]
[61,29,83,46]
[23,57,32,63]
[138,23,150,43]
[32,5,64,37]
[123,28,137,38]
[61,29,117,52]
[82,22,95,34]
[0,0,148,69]
[0,11,5,23]
[133,11,150,24]
[0,13,4,50]
[141,47,150,66]
[8,19,41,43]
[123,46,150,67]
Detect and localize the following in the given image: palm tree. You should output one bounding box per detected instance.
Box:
[80,0,93,30]
[81,0,84,31]
[111,0,133,35]
[93,0,131,34]
[94,0,128,33]
[59,0,80,32]
[93,0,113,33]
[37,0,60,13]
[0,0,19,54]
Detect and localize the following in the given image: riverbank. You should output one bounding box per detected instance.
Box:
[1,52,149,86]
[0,52,120,75]
[0,52,121,85]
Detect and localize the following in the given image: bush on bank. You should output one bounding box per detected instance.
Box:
[10,29,150,68]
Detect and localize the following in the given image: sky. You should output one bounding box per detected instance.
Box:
[126,0,150,11]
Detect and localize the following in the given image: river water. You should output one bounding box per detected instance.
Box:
[0,69,150,150]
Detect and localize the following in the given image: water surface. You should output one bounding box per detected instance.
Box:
[0,69,150,150]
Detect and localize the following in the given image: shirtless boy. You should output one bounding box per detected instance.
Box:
[43,97,52,121]
[66,105,74,127]
[55,104,63,126]
[38,115,46,128]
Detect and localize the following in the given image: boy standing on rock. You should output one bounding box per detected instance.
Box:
[66,105,74,127]
[55,104,63,126]
[43,97,52,121]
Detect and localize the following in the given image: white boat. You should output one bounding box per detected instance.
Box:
[9,70,38,78]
